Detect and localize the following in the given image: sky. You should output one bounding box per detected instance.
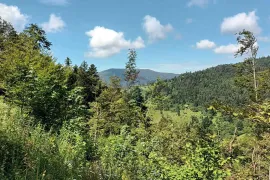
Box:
[1,0,270,73]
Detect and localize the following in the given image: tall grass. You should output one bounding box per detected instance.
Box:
[0,98,99,179]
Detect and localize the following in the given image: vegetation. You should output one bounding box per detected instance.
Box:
[1,17,270,180]
[152,56,270,109]
[124,49,140,87]
[235,29,259,102]
[99,68,178,86]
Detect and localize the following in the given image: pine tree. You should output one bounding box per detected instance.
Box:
[24,24,52,51]
[76,62,101,106]
[88,64,101,101]
[66,65,78,90]
[65,57,72,67]
[0,17,17,52]
[88,64,99,83]
[124,49,139,87]
[235,30,259,102]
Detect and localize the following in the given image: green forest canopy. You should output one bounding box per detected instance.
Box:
[156,56,270,109]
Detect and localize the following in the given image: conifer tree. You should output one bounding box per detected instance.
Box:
[76,61,101,106]
[24,24,52,51]
[235,30,259,101]
[124,49,139,87]
[0,17,17,52]
[65,57,72,67]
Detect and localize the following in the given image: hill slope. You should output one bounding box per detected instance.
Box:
[99,68,178,85]
[158,56,270,108]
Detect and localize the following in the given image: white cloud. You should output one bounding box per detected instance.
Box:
[85,26,145,58]
[40,0,68,6]
[186,18,193,24]
[196,39,216,49]
[258,36,270,42]
[214,41,259,54]
[187,0,209,7]
[221,11,261,35]
[254,42,259,48]
[41,14,65,33]
[0,3,29,31]
[143,15,173,42]
[214,44,240,54]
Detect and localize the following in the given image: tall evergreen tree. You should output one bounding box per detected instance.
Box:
[88,64,99,82]
[65,57,72,67]
[235,30,259,102]
[66,64,78,90]
[76,61,101,106]
[0,17,17,90]
[24,24,52,51]
[80,60,88,72]
[124,49,139,87]
[0,17,17,53]
[88,64,101,101]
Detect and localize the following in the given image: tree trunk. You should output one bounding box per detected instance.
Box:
[268,165,270,180]
[252,57,258,102]
[252,146,257,176]
[229,126,238,154]
[229,126,237,169]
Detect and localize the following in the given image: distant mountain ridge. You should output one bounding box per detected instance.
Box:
[99,68,178,85]
[162,56,270,108]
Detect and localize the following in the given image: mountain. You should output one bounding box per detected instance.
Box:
[155,56,270,108]
[99,68,178,85]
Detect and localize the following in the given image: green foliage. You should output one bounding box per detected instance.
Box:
[125,49,139,87]
[24,24,52,51]
[76,61,102,107]
[147,77,171,111]
[235,29,258,58]
[178,142,229,180]
[0,99,94,179]
[89,76,145,138]
[125,86,144,107]
[1,18,270,180]
[0,17,17,54]
[147,57,270,109]
[235,29,259,102]
[65,57,72,67]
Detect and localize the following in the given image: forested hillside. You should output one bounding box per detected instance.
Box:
[151,56,270,109]
[99,68,178,86]
[1,17,270,180]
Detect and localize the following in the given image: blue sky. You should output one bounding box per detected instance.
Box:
[1,0,270,73]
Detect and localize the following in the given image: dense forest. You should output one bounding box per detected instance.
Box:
[1,16,270,180]
[150,56,270,109]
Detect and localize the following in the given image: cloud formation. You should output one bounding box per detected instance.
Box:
[40,0,68,6]
[214,44,240,54]
[196,39,216,49]
[85,26,145,58]
[41,14,65,33]
[143,15,173,42]
[0,3,28,31]
[187,0,209,7]
[221,11,261,35]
